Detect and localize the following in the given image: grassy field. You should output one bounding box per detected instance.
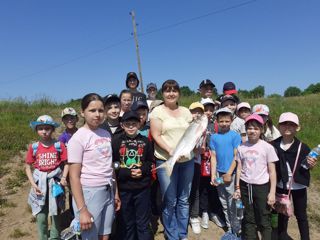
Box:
[0,94,319,180]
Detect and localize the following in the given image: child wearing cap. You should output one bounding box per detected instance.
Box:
[210,107,242,233]
[188,102,205,234]
[26,115,69,240]
[236,102,251,121]
[59,107,79,146]
[131,100,150,137]
[112,111,153,240]
[125,72,147,103]
[272,112,317,240]
[234,114,278,239]
[252,104,281,142]
[146,82,158,109]
[100,94,124,137]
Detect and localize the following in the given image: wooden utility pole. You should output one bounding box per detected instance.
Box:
[130,10,144,93]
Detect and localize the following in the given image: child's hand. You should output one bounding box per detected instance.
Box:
[79,208,94,230]
[307,156,317,168]
[114,196,121,212]
[60,177,68,187]
[131,168,142,179]
[233,189,241,199]
[267,192,275,206]
[210,177,217,186]
[222,173,232,184]
[32,184,43,196]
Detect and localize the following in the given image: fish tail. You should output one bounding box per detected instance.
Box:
[153,161,173,176]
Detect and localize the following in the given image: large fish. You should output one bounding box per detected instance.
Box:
[156,114,208,176]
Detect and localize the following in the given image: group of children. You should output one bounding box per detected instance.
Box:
[25,72,316,240]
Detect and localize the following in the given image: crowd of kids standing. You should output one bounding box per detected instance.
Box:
[26,72,317,240]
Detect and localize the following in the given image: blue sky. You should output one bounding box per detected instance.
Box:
[0,0,319,102]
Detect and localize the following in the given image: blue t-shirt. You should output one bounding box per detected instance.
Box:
[210,130,241,173]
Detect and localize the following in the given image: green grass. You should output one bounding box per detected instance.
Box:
[9,229,30,238]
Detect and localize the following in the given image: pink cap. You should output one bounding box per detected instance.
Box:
[279,112,299,125]
[252,104,269,116]
[237,102,251,112]
[245,114,264,125]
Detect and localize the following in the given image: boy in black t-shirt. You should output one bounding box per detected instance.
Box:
[112,111,153,240]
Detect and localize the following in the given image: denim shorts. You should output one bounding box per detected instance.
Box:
[73,185,115,239]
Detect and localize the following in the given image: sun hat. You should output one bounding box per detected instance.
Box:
[103,94,120,105]
[215,107,233,116]
[223,82,237,95]
[126,72,139,88]
[278,112,299,126]
[146,83,157,91]
[245,114,264,125]
[252,104,270,116]
[30,115,60,130]
[199,79,215,89]
[121,111,140,122]
[237,102,251,112]
[61,107,77,118]
[201,98,215,106]
[189,102,204,111]
[131,100,149,111]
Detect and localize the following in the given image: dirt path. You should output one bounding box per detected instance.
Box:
[0,153,319,239]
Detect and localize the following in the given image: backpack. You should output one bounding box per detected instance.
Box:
[32,141,62,158]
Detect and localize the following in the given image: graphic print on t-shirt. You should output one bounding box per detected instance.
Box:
[119,139,145,168]
[242,149,259,175]
[95,138,112,157]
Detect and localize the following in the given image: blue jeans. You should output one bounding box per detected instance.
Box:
[156,159,194,240]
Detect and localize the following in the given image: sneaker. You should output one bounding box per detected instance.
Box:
[200,212,209,229]
[190,217,201,234]
[209,213,226,228]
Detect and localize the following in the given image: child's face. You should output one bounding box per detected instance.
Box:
[278,122,299,138]
[246,124,262,143]
[121,120,140,136]
[190,108,204,120]
[200,85,213,98]
[62,115,78,130]
[121,93,132,112]
[36,125,54,141]
[105,102,120,121]
[127,78,138,89]
[204,104,215,119]
[136,108,148,126]
[147,87,157,99]
[81,100,105,129]
[222,100,237,113]
[217,115,232,133]
[238,108,251,120]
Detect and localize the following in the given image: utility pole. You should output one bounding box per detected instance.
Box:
[130,10,144,93]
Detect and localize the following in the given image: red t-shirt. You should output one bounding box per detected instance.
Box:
[25,142,67,172]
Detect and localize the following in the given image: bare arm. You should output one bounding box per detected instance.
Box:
[150,118,172,155]
[234,159,242,199]
[69,163,93,230]
[60,163,69,186]
[113,170,121,212]
[267,162,277,205]
[25,164,42,195]
[223,148,238,183]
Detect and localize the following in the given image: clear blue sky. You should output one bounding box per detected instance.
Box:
[1,0,319,102]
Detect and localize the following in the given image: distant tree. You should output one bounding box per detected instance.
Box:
[250,85,265,98]
[180,86,195,96]
[268,93,282,98]
[238,89,251,99]
[284,86,302,97]
[303,83,320,95]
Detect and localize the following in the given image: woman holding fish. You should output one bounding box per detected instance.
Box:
[150,79,194,240]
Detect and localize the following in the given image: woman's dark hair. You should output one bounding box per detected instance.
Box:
[119,89,132,99]
[245,120,264,139]
[81,93,104,111]
[161,79,180,93]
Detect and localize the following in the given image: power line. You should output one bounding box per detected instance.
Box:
[0,0,258,85]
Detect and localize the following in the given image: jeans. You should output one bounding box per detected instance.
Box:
[156,159,194,240]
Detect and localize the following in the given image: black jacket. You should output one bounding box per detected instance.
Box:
[273,137,311,188]
[100,121,124,138]
[112,132,153,191]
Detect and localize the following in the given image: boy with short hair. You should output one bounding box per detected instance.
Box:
[112,111,153,240]
[210,107,242,233]
[131,100,150,137]
[59,107,79,146]
[126,72,147,103]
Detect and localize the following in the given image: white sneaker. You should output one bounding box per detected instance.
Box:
[190,217,201,234]
[200,212,209,229]
[209,213,226,228]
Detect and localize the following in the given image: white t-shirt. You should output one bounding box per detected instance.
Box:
[68,127,113,187]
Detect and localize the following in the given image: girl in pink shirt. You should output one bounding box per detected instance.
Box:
[234,114,278,240]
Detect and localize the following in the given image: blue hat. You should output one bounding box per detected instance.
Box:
[30,115,60,130]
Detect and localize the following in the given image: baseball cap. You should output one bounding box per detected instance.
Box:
[146,83,157,91]
[103,94,120,105]
[199,79,215,89]
[189,102,204,111]
[121,111,140,122]
[201,98,215,106]
[30,115,60,130]
[252,104,270,116]
[223,82,237,95]
[126,72,139,88]
[237,102,251,112]
[220,94,238,105]
[278,112,299,126]
[131,100,149,111]
[215,107,233,116]
[245,114,264,125]
[61,107,77,118]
